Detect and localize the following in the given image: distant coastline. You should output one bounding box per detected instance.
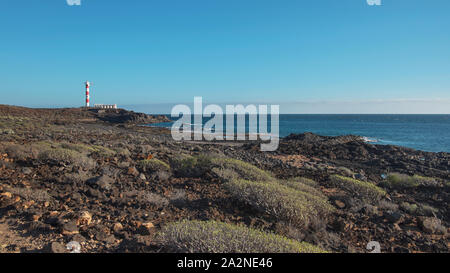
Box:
[147,114,450,153]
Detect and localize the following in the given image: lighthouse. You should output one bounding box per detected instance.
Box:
[84,81,118,109]
[85,81,90,107]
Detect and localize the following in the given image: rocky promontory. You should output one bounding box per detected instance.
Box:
[0,106,448,253]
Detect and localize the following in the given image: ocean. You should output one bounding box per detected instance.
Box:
[148,114,450,153]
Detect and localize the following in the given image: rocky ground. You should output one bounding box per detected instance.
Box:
[0,105,448,253]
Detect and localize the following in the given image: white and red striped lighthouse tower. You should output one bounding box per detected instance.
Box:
[85,81,90,107]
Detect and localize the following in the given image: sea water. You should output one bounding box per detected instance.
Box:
[148,114,450,153]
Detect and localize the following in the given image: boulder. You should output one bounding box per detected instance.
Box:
[61,221,79,235]
[50,242,68,253]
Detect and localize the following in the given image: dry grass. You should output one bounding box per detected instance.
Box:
[157,220,326,253]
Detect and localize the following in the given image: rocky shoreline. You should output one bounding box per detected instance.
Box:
[0,106,448,253]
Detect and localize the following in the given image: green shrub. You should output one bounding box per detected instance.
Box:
[445,181,450,189]
[90,145,117,157]
[60,143,95,154]
[138,158,171,173]
[0,129,15,135]
[171,155,274,181]
[60,142,116,157]
[157,220,325,253]
[336,166,355,177]
[281,177,324,197]
[417,203,439,217]
[280,177,332,215]
[39,147,79,162]
[141,192,169,207]
[0,116,31,129]
[378,200,399,211]
[114,147,131,157]
[3,143,31,161]
[30,141,53,151]
[211,157,274,182]
[5,141,110,164]
[211,167,240,182]
[287,177,319,187]
[400,202,438,216]
[2,141,56,161]
[171,154,212,177]
[225,179,334,229]
[383,173,437,189]
[400,202,418,214]
[329,175,386,203]
[38,147,95,169]
[6,186,53,202]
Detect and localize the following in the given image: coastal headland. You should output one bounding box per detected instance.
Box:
[0,105,448,253]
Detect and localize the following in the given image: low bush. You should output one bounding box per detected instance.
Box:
[280,178,333,217]
[171,155,274,181]
[141,192,170,207]
[3,143,31,161]
[90,145,117,157]
[38,147,95,169]
[157,220,325,253]
[417,203,439,217]
[281,177,324,197]
[138,158,171,173]
[38,147,79,162]
[3,141,99,169]
[169,189,188,206]
[287,177,319,187]
[60,143,95,154]
[382,173,437,189]
[6,186,53,202]
[336,166,355,177]
[225,179,334,229]
[211,167,240,182]
[60,171,90,184]
[0,116,31,129]
[171,154,211,177]
[378,200,399,211]
[329,175,386,203]
[61,143,116,157]
[400,202,419,214]
[211,157,274,182]
[0,129,15,135]
[153,170,171,181]
[114,147,131,157]
[400,202,439,216]
[445,181,450,189]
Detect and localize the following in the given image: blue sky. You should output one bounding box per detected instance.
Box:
[1,0,450,113]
